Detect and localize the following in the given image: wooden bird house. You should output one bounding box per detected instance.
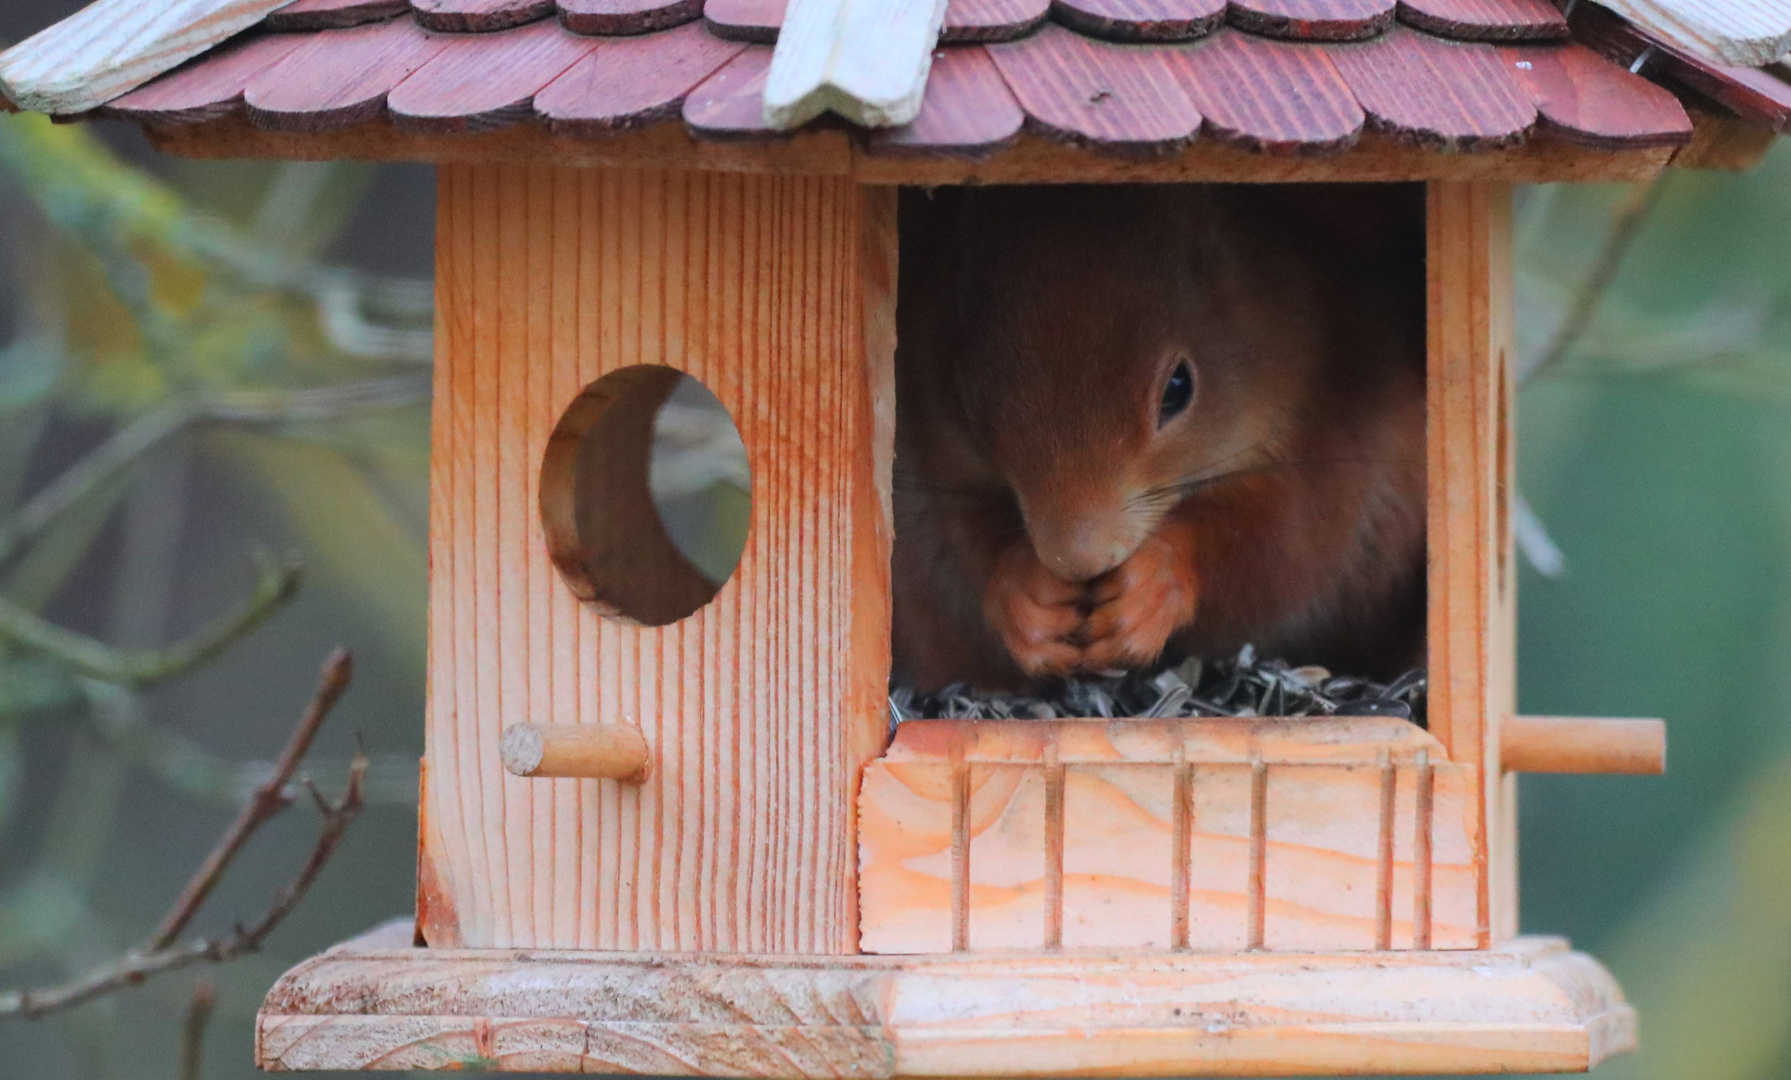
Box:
[4,0,1786,1072]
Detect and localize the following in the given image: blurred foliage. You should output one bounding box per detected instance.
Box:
[1513,142,1791,1080]
[649,374,753,587]
[0,97,1787,1080]
[0,112,432,1077]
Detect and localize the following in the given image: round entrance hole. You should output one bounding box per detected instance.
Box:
[541,366,751,626]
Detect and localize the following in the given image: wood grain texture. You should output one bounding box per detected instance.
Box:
[705,0,1047,41]
[500,722,652,781]
[1570,2,1791,134]
[537,365,723,623]
[410,0,555,32]
[558,0,703,34]
[265,0,410,30]
[704,0,786,42]
[1502,716,1666,775]
[1395,0,1565,40]
[1226,0,1394,41]
[1671,101,1779,168]
[1501,42,1692,149]
[869,45,1024,156]
[535,23,744,135]
[146,105,1673,179]
[1049,0,1227,43]
[1688,64,1791,133]
[259,919,1638,1075]
[683,46,779,135]
[987,26,1204,154]
[1167,29,1365,152]
[859,718,1479,954]
[244,16,449,132]
[945,0,1052,41]
[0,0,298,114]
[762,0,949,127]
[1426,180,1514,947]
[387,18,595,134]
[1598,0,1791,67]
[103,30,306,124]
[1329,27,1537,150]
[421,165,893,952]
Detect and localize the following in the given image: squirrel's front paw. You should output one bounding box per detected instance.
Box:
[1080,530,1199,674]
[984,543,1086,678]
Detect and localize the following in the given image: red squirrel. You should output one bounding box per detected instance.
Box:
[892,183,1428,693]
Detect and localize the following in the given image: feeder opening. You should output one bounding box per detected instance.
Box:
[889,183,1430,720]
[540,365,750,626]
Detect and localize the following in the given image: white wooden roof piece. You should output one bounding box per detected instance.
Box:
[1601,0,1791,67]
[0,0,297,115]
[762,0,948,130]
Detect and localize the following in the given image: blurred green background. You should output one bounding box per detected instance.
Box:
[1,5,1789,1075]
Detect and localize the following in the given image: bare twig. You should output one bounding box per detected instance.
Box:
[1521,172,1671,388]
[153,649,353,948]
[0,553,300,687]
[181,980,216,1080]
[0,651,365,1020]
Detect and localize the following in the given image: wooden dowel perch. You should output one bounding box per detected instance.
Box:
[1502,716,1666,775]
[501,722,651,782]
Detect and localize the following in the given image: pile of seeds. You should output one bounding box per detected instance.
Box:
[890,646,1426,726]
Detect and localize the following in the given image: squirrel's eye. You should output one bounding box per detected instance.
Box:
[1159,360,1196,427]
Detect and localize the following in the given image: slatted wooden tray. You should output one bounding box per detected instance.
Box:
[859,716,1479,954]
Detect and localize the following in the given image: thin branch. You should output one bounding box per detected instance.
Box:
[0,400,195,568]
[181,980,216,1080]
[152,649,353,948]
[1520,171,1671,388]
[0,652,365,1020]
[241,749,366,940]
[1514,489,1568,579]
[0,752,365,1018]
[203,375,429,424]
[0,554,300,687]
[0,375,430,569]
[78,676,417,806]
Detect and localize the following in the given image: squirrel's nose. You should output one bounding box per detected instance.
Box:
[1027,519,1134,584]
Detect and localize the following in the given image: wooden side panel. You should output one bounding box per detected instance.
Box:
[423,165,893,952]
[858,719,1479,954]
[1426,180,1514,946]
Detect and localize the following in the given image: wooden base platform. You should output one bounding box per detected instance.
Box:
[258,920,1634,1075]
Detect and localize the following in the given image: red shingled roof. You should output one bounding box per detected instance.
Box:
[95,0,1709,155]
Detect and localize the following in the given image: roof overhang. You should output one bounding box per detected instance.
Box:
[0,0,1783,181]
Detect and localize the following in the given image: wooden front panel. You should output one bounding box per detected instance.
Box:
[859,719,1480,954]
[1426,181,1516,946]
[422,165,895,951]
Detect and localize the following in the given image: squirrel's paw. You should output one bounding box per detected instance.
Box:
[1080,529,1199,674]
[984,542,1087,678]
